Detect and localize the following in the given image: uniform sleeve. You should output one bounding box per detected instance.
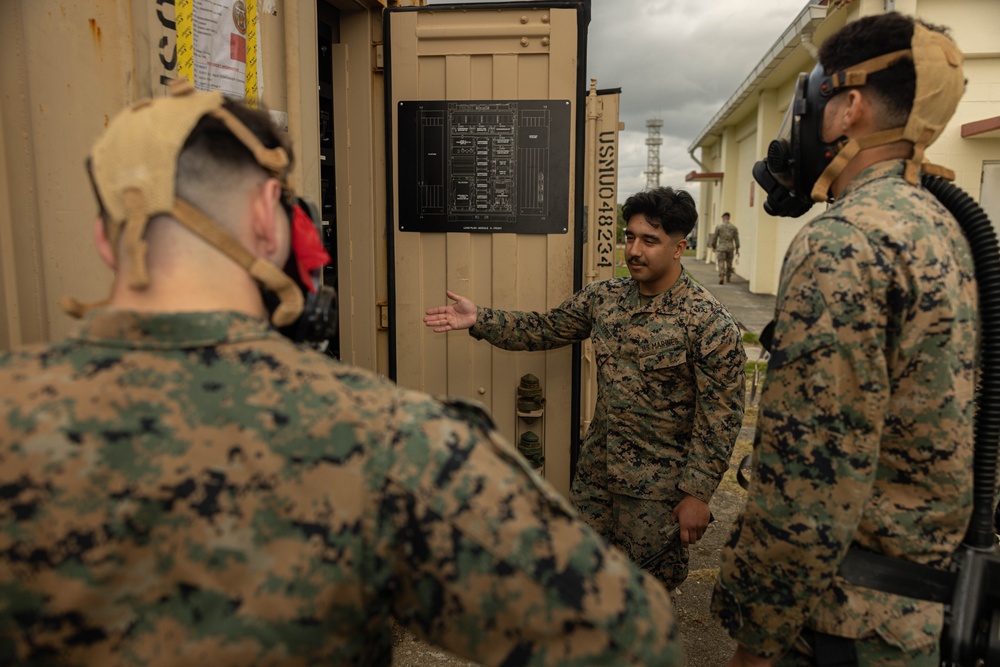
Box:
[469,286,596,351]
[712,222,885,658]
[377,393,682,666]
[678,308,747,503]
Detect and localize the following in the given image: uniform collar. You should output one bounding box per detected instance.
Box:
[71,309,275,349]
[838,160,907,199]
[624,268,692,313]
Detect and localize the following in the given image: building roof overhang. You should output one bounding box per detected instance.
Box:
[962,116,1000,140]
[685,171,724,182]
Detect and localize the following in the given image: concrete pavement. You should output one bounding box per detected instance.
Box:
[682,257,776,336]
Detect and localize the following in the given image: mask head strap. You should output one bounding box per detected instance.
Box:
[810,23,964,201]
[70,80,305,327]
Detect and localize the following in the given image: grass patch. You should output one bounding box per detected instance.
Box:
[744,359,767,383]
[717,387,758,497]
[719,440,754,497]
[742,331,759,345]
[685,567,720,585]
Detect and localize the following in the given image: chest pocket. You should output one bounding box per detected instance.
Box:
[639,344,689,382]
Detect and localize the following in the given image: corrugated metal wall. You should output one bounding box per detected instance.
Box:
[0,2,138,348]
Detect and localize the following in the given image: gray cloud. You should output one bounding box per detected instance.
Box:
[586,0,810,198]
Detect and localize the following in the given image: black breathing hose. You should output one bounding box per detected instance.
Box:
[923,174,1000,551]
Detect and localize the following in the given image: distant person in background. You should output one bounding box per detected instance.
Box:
[710,212,740,284]
[425,186,747,591]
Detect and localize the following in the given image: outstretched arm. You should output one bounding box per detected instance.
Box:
[423,291,478,332]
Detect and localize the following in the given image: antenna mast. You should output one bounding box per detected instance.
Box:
[644,118,663,190]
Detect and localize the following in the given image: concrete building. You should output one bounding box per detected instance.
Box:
[687,0,1000,297]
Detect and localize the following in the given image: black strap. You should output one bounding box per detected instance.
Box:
[759,319,776,352]
[838,547,957,605]
[809,629,858,666]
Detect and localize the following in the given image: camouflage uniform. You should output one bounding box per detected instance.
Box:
[0,309,683,666]
[713,161,977,661]
[711,221,740,281]
[471,272,747,587]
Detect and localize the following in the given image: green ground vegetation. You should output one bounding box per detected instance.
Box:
[718,390,757,497]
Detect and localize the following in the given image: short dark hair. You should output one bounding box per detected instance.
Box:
[621,187,697,237]
[177,99,294,200]
[818,13,950,130]
[722,212,730,219]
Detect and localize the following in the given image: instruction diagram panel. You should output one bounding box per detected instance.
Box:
[397,100,571,234]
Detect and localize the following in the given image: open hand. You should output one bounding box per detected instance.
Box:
[423,291,478,332]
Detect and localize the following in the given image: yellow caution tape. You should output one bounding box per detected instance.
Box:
[175,0,194,85]
[245,0,259,108]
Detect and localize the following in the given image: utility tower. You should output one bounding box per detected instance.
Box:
[644,118,663,190]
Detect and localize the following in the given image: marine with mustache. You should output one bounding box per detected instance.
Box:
[424,186,747,589]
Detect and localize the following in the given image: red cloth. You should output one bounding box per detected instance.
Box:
[291,205,331,292]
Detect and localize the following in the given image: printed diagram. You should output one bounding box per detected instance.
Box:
[397,100,570,234]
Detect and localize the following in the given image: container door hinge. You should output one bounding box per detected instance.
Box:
[377,301,389,330]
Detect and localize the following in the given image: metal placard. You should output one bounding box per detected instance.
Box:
[397,99,571,234]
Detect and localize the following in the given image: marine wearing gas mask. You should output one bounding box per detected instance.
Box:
[753,21,964,218]
[714,14,979,667]
[0,83,685,666]
[63,80,337,348]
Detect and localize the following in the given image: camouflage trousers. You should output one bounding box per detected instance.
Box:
[777,630,940,666]
[570,479,687,590]
[716,249,735,279]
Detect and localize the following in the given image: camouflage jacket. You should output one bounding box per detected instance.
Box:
[471,272,746,502]
[0,309,683,667]
[711,222,740,253]
[713,161,977,657]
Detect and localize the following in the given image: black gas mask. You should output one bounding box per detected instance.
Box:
[264,194,338,350]
[753,64,848,218]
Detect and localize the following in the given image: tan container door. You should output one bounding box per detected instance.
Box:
[385,1,591,498]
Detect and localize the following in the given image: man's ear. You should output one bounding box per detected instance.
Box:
[93,217,118,270]
[674,236,688,259]
[249,178,285,259]
[842,88,869,134]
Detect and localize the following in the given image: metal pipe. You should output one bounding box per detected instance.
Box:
[282,0,304,194]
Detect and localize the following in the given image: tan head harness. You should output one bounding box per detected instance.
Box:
[811,23,966,202]
[62,80,304,327]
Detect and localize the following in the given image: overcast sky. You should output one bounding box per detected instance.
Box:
[425,0,813,204]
